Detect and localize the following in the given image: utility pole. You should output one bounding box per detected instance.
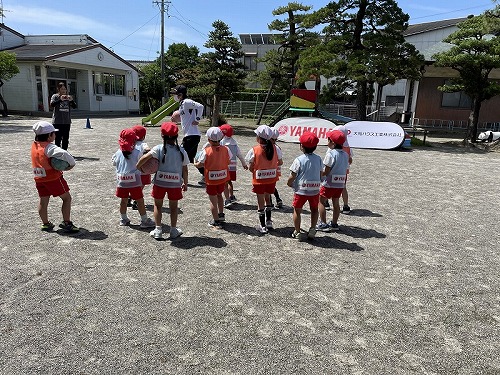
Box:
[153,0,170,104]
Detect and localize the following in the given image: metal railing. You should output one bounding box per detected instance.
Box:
[220,100,286,119]
[411,118,500,132]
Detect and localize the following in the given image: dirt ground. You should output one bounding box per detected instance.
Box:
[1,115,499,374]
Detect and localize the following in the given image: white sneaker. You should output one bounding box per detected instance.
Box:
[169,227,183,239]
[150,228,163,240]
[265,220,273,229]
[140,218,156,228]
[256,225,268,234]
[119,218,130,226]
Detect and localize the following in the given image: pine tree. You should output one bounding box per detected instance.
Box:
[433,11,500,143]
[298,0,423,120]
[198,20,247,126]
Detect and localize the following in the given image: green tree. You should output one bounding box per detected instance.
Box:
[0,51,20,117]
[254,3,319,124]
[433,12,500,143]
[298,0,423,120]
[139,43,199,113]
[164,43,200,91]
[138,63,162,113]
[268,2,316,84]
[197,20,247,126]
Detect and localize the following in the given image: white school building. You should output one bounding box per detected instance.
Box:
[0,24,140,115]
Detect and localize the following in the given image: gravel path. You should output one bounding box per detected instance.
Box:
[1,115,499,374]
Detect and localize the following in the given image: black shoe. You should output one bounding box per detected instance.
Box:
[59,221,80,233]
[218,212,225,222]
[132,201,138,210]
[127,198,133,207]
[208,220,222,228]
[342,205,351,214]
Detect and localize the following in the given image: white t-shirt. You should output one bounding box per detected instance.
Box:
[179,98,204,137]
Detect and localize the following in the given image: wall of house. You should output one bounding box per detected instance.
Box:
[405,27,458,53]
[0,28,24,50]
[2,63,37,112]
[414,77,500,123]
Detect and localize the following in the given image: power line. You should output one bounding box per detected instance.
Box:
[110,12,160,49]
[409,3,494,21]
[169,3,208,38]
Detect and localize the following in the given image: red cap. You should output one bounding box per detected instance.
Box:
[219,124,234,137]
[326,130,346,145]
[299,131,319,148]
[132,125,146,140]
[161,122,179,137]
[119,129,137,152]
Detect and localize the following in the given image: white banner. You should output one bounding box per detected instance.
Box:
[275,117,336,146]
[275,118,405,150]
[343,121,405,149]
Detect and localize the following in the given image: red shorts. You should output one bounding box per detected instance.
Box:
[116,186,144,200]
[252,183,276,195]
[35,176,70,197]
[320,186,344,199]
[151,185,183,200]
[292,193,319,209]
[229,171,237,181]
[141,174,152,185]
[206,183,226,195]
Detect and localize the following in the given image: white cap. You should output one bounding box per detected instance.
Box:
[271,127,280,140]
[206,127,224,142]
[254,125,272,140]
[33,121,58,135]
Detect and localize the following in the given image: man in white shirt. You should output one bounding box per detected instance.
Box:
[170,85,205,184]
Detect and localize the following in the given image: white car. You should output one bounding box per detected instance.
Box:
[478,131,500,142]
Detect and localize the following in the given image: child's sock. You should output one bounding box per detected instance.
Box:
[265,205,272,221]
[121,213,128,220]
[140,214,148,222]
[258,209,266,227]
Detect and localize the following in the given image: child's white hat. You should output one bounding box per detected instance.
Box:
[206,127,224,142]
[254,125,272,140]
[33,121,58,135]
[271,127,280,140]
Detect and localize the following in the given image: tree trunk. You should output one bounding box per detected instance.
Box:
[212,93,220,127]
[257,77,277,125]
[0,80,8,117]
[356,81,367,121]
[468,98,481,143]
[314,75,321,110]
[375,84,384,121]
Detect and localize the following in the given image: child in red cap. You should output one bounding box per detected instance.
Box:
[129,125,151,210]
[287,131,323,240]
[219,123,248,207]
[317,130,350,232]
[112,128,155,229]
[137,122,189,240]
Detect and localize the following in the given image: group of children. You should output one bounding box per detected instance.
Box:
[31,119,353,241]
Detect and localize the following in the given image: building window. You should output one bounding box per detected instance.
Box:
[93,71,125,96]
[244,55,257,71]
[441,80,472,109]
